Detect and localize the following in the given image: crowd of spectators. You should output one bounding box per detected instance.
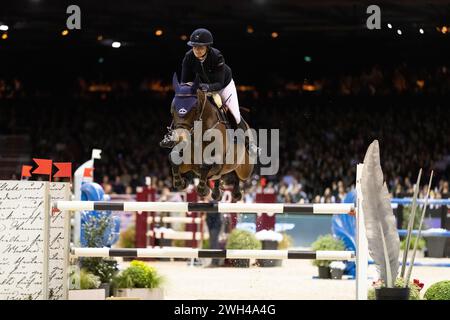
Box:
[1,64,450,203]
[2,64,450,100]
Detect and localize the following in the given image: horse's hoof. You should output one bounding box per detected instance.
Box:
[211,190,223,201]
[197,182,210,197]
[232,192,242,201]
[173,178,186,190]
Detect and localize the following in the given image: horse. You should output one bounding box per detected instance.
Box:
[168,73,254,201]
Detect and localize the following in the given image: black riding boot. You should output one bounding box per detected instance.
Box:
[237,119,260,157]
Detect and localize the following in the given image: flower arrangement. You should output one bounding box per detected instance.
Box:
[112,260,164,289]
[329,261,346,270]
[368,278,424,300]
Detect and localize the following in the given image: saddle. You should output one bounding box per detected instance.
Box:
[206,92,237,129]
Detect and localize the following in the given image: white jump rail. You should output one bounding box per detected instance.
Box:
[53,201,355,215]
[70,248,355,260]
[147,230,209,240]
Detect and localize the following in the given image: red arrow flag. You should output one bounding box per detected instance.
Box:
[32,158,53,182]
[21,165,32,179]
[32,158,53,175]
[54,162,72,179]
[83,167,94,178]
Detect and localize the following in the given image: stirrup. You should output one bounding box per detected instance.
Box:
[159,131,176,148]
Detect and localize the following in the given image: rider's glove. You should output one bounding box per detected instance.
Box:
[199,83,210,92]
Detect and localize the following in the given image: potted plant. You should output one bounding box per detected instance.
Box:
[329,261,346,280]
[112,260,164,300]
[80,211,120,296]
[423,228,448,258]
[311,234,345,279]
[80,257,119,298]
[360,143,433,300]
[255,230,282,267]
[368,278,423,300]
[424,280,450,300]
[68,269,105,300]
[225,229,261,268]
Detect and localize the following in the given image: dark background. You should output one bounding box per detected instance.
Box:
[1,0,450,86]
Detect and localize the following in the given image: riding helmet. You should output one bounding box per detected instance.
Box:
[187,28,213,46]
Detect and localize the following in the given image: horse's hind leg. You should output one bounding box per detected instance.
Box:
[211,179,223,201]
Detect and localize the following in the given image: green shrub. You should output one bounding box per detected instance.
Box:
[311,234,345,267]
[402,206,425,230]
[80,257,119,284]
[202,238,210,249]
[119,225,136,248]
[424,280,450,300]
[278,233,294,250]
[70,269,101,290]
[112,260,164,289]
[226,229,261,250]
[171,239,182,247]
[368,278,422,300]
[400,236,426,250]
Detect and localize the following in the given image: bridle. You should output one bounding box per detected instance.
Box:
[173,91,209,134]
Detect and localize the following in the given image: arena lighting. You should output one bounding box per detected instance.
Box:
[155,29,163,36]
[271,31,278,38]
[61,30,69,36]
[387,23,392,29]
[1,33,7,40]
[247,26,254,33]
[419,28,424,34]
[112,41,121,48]
[442,26,448,34]
[397,29,402,35]
[0,25,8,31]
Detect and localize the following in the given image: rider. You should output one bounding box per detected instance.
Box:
[160,28,259,156]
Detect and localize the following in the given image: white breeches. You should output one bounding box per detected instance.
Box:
[219,79,241,124]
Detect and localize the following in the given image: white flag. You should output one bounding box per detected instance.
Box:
[92,149,102,159]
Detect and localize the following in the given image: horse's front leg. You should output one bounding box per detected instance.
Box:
[231,171,242,201]
[211,179,223,201]
[169,151,186,190]
[197,164,212,197]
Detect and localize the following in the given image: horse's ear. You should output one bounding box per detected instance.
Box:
[172,72,180,92]
[192,75,200,93]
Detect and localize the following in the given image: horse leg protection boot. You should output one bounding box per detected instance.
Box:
[237,119,259,157]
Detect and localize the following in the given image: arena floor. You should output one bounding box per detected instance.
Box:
[138,258,450,300]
